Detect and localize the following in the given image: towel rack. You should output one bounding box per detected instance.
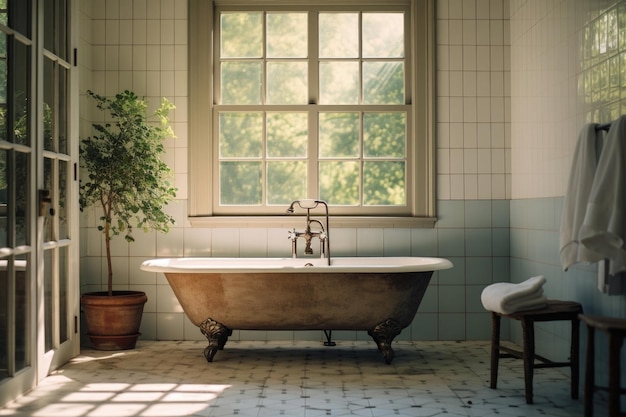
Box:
[596,122,612,131]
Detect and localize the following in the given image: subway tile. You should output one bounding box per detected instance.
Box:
[156,284,184,314]
[383,228,411,256]
[438,256,465,285]
[156,313,185,340]
[465,257,493,285]
[156,227,185,257]
[465,312,491,339]
[438,313,466,340]
[438,228,465,256]
[465,228,492,256]
[463,174,478,199]
[411,227,438,257]
[437,200,465,227]
[463,20,477,45]
[465,200,492,227]
[478,174,492,199]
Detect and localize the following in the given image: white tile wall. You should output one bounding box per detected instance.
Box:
[436,0,512,201]
[510,0,626,199]
[80,0,513,342]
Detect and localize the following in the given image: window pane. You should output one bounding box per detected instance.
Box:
[319,61,359,104]
[221,12,262,58]
[267,161,306,205]
[0,258,5,379]
[44,249,52,352]
[220,162,262,205]
[319,13,358,58]
[267,62,308,104]
[363,161,405,206]
[44,0,68,60]
[363,62,404,104]
[319,113,359,158]
[219,112,263,158]
[43,59,54,151]
[59,247,68,343]
[43,158,52,242]
[58,66,68,154]
[267,13,307,58]
[267,113,307,158]
[15,151,27,246]
[363,113,406,158]
[0,151,6,247]
[363,13,404,58]
[8,0,30,37]
[15,255,29,371]
[221,62,262,104]
[0,32,6,112]
[13,41,29,146]
[58,160,68,240]
[319,161,359,205]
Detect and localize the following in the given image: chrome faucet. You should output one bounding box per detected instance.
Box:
[286,199,331,265]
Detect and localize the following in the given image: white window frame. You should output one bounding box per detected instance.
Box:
[188,0,435,227]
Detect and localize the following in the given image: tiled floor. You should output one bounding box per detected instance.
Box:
[2,340,592,417]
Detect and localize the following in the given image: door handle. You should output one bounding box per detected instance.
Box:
[38,189,52,217]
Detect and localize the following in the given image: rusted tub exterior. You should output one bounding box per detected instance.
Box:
[140,257,453,363]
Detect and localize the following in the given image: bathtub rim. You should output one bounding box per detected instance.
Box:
[140,256,453,274]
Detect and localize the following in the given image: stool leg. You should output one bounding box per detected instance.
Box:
[490,313,501,389]
[608,332,623,417]
[522,317,535,404]
[584,325,595,417]
[571,316,580,400]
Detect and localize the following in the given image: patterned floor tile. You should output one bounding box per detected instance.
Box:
[0,340,597,417]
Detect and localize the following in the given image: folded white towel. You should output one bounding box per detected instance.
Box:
[481,276,548,315]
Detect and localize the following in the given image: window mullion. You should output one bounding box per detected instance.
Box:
[308,11,318,199]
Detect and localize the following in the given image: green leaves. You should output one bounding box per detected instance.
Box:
[80,89,177,242]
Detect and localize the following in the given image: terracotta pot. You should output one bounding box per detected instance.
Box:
[81,290,148,350]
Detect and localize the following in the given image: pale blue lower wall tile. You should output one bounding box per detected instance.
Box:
[465,229,492,256]
[437,228,465,256]
[239,330,269,341]
[139,312,157,340]
[466,313,491,340]
[156,312,184,340]
[438,286,465,313]
[438,313,466,340]
[466,285,487,313]
[84,199,528,344]
[437,200,465,228]
[411,227,438,256]
[183,317,205,341]
[411,313,438,340]
[438,257,465,285]
[465,200,492,227]
[465,257,492,285]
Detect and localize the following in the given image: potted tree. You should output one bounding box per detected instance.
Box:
[79,90,177,350]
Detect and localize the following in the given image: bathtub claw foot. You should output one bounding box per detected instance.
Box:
[368,319,403,364]
[199,318,232,362]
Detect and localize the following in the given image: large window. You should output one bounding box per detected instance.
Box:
[189,0,435,225]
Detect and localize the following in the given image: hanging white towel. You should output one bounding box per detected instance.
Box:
[559,123,604,270]
[480,276,548,315]
[579,115,626,276]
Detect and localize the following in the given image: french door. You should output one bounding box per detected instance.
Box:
[0,0,78,407]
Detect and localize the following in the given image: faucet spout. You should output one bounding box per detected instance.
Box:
[286,199,331,265]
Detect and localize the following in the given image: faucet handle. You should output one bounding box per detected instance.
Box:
[288,228,298,241]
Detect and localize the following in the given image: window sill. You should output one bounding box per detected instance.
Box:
[188,216,437,228]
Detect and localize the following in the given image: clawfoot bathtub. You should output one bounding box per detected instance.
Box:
[140,257,453,364]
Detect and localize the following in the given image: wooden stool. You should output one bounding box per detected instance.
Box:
[579,314,626,417]
[490,300,583,404]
